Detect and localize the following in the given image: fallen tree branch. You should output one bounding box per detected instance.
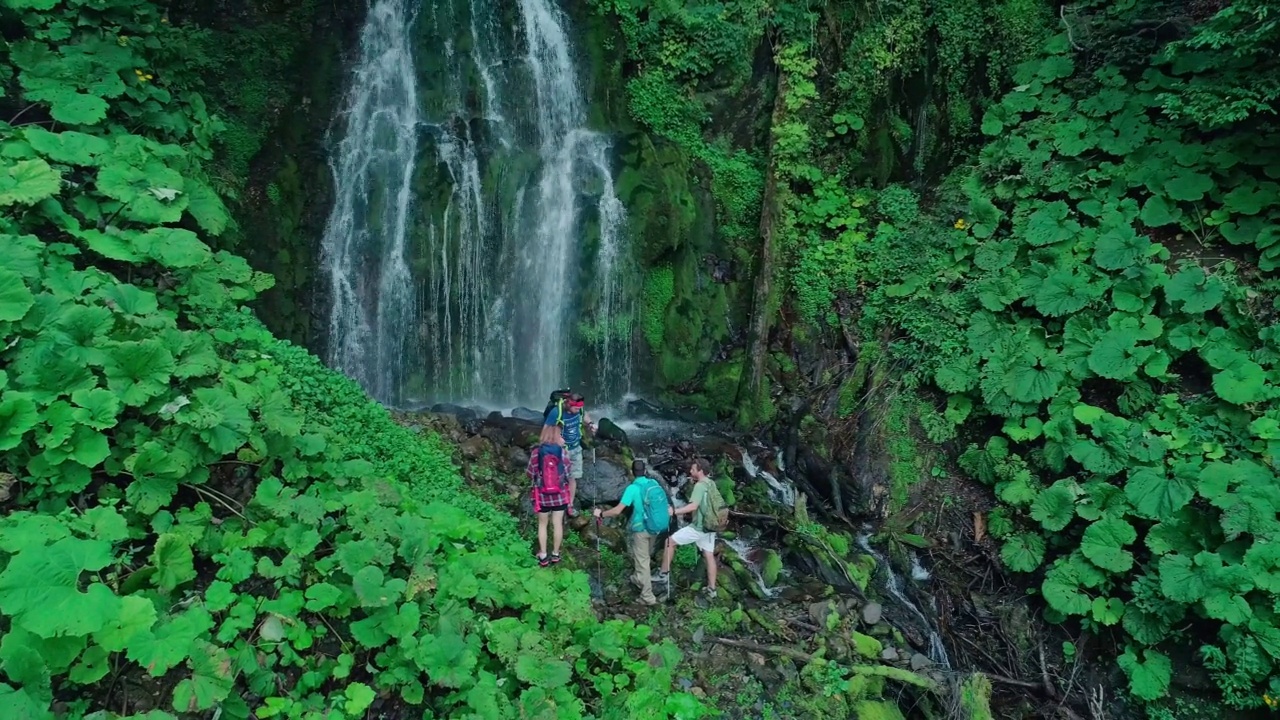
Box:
[983,673,1043,691]
[730,510,780,522]
[711,637,814,663]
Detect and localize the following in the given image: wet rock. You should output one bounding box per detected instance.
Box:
[808,601,833,626]
[596,417,628,444]
[578,456,632,503]
[431,403,478,422]
[507,447,529,473]
[909,653,932,671]
[487,411,504,421]
[460,436,488,460]
[880,647,899,662]
[511,407,543,422]
[861,601,883,626]
[479,416,540,448]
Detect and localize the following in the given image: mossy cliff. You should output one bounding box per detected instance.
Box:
[176,0,365,348]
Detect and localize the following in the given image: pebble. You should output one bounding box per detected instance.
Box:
[880,647,899,662]
[861,601,883,625]
[910,653,932,671]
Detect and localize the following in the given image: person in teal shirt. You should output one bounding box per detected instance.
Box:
[592,460,664,606]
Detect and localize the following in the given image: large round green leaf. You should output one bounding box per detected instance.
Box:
[0,158,62,206]
[1030,480,1079,531]
[1125,467,1194,520]
[0,269,35,322]
[0,392,39,451]
[1081,515,1137,573]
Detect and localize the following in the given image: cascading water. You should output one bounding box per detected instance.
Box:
[320,0,636,407]
[318,0,421,406]
[857,534,951,669]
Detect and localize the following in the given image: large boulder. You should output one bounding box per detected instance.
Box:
[577,456,633,504]
[595,417,628,444]
[511,407,544,422]
[430,403,478,423]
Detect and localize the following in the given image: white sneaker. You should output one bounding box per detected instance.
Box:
[651,572,670,584]
[702,587,717,600]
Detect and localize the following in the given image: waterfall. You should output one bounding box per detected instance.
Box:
[318,0,421,407]
[320,0,636,408]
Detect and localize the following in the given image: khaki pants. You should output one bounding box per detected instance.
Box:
[629,531,657,603]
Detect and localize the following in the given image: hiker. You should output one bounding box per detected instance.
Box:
[653,457,727,600]
[592,460,670,605]
[559,394,595,517]
[540,388,571,446]
[528,440,572,567]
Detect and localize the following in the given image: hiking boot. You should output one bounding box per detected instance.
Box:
[651,571,670,585]
[537,554,550,568]
[550,552,561,565]
[702,587,717,600]
[638,596,660,606]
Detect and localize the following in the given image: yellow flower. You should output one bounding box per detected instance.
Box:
[161,16,169,23]
[1266,693,1277,708]
[117,35,128,46]
[145,74,154,80]
[134,69,143,75]
[954,218,968,230]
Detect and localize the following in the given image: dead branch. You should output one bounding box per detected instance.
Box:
[710,637,814,663]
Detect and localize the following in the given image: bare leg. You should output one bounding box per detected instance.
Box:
[704,549,717,589]
[568,478,577,509]
[551,510,565,555]
[662,537,676,573]
[537,513,549,557]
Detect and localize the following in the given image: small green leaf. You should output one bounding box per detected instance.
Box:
[1117,648,1171,701]
[344,683,376,715]
[1030,480,1078,531]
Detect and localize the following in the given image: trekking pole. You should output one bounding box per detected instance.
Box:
[592,446,604,605]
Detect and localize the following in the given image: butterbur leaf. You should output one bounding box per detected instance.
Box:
[185,181,229,236]
[1165,266,1224,313]
[1093,226,1151,270]
[1034,269,1104,316]
[0,682,53,720]
[1003,351,1065,403]
[1158,554,1205,603]
[344,683,376,715]
[1139,195,1179,227]
[1213,357,1268,405]
[138,228,211,269]
[935,356,979,393]
[152,535,197,593]
[1125,467,1193,520]
[1117,648,1171,701]
[1000,533,1045,572]
[1091,596,1124,625]
[0,159,62,206]
[92,596,156,652]
[516,654,573,689]
[0,392,39,451]
[171,643,233,712]
[71,387,120,430]
[0,269,35,321]
[23,128,110,166]
[1087,330,1139,380]
[1030,480,1078,531]
[1081,515,1136,573]
[1023,201,1076,246]
[103,340,174,406]
[1042,556,1095,616]
[0,537,121,638]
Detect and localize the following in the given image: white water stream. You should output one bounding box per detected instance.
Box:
[320,0,635,407]
[318,0,421,406]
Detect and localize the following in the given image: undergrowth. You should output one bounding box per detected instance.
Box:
[0,0,707,718]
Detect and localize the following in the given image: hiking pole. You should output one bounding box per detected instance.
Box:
[592,446,604,606]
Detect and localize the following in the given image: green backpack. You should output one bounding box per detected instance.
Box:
[700,481,730,532]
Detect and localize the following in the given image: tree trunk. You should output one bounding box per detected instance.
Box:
[738,62,789,425]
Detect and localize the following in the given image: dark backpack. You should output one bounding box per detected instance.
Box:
[544,389,572,422]
[537,444,564,493]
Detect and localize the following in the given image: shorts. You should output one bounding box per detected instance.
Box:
[568,445,583,480]
[538,504,568,515]
[669,526,716,553]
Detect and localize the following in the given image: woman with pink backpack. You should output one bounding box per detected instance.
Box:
[528,440,572,567]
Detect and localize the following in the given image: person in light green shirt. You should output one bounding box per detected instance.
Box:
[652,457,717,599]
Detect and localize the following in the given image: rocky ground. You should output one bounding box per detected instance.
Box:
[393,403,1127,720]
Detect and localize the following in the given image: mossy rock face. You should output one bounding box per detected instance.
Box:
[851,631,883,660]
[615,133,699,265]
[854,699,907,720]
[702,357,743,415]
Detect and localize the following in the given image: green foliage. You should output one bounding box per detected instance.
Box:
[641,265,675,349]
[0,1,708,717]
[856,2,1280,709]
